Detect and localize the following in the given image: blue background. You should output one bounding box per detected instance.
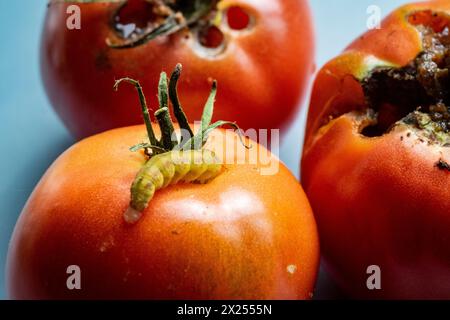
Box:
[0,0,411,299]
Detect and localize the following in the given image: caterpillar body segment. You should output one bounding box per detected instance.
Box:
[179,151,210,183]
[125,149,223,224]
[170,160,192,185]
[187,151,223,184]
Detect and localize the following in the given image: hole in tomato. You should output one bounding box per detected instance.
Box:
[226,6,251,30]
[360,104,412,137]
[198,25,225,49]
[113,0,168,39]
[358,11,450,140]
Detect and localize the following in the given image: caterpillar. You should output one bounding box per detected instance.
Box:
[124,149,223,224]
[117,64,247,224]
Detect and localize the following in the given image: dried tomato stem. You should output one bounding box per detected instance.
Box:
[115,64,250,224]
[156,72,177,149]
[155,107,177,149]
[169,64,194,140]
[114,78,159,148]
[158,72,170,111]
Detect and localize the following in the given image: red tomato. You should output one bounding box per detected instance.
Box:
[41,0,315,139]
[302,0,450,299]
[7,67,319,299]
[6,126,319,299]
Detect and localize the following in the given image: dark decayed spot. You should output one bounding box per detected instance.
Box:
[360,12,450,137]
[95,50,112,70]
[437,159,450,171]
[113,0,161,40]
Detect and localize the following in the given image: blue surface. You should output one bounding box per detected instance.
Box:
[0,0,411,299]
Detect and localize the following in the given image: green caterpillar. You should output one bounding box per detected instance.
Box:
[124,149,223,224]
[117,64,247,224]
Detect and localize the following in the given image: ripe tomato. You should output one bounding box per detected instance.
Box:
[302,0,450,299]
[7,67,319,299]
[7,126,319,299]
[41,0,315,140]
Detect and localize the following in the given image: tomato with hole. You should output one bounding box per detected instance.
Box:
[302,0,450,299]
[41,0,315,140]
[7,124,319,299]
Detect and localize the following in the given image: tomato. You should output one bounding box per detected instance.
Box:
[41,0,315,140]
[302,0,450,299]
[7,126,319,299]
[7,67,319,300]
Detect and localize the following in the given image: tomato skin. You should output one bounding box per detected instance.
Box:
[7,126,319,299]
[302,0,450,299]
[304,115,450,299]
[41,0,315,140]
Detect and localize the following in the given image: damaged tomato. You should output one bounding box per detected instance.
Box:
[41,0,315,140]
[302,0,450,299]
[7,66,319,300]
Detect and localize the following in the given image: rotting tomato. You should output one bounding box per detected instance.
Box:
[302,0,450,299]
[41,0,315,140]
[7,65,319,300]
